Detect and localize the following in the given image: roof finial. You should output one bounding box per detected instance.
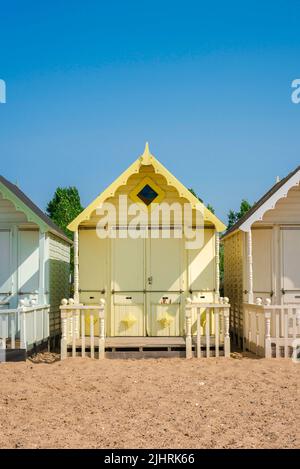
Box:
[140,141,153,165]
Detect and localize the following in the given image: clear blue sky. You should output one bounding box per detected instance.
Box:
[0,0,299,223]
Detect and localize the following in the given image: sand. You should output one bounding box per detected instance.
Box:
[0,354,299,449]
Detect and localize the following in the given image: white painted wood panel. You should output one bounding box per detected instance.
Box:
[281,228,300,302]
[188,229,215,299]
[79,230,107,293]
[252,229,272,294]
[18,230,39,295]
[0,230,11,295]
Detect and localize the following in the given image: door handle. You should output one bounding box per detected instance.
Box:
[148,276,153,285]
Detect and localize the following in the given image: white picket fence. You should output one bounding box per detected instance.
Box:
[60,299,105,359]
[243,299,300,359]
[0,303,50,352]
[185,298,231,358]
[60,298,230,359]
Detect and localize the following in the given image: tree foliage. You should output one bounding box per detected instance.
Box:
[227,199,252,229]
[188,188,215,213]
[46,187,83,239]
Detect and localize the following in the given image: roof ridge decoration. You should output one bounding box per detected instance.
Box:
[67,143,226,232]
[139,142,153,165]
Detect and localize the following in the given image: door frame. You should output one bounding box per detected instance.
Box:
[110,232,186,337]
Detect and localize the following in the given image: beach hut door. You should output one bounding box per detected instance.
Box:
[146,237,183,336]
[111,237,145,336]
[281,228,300,303]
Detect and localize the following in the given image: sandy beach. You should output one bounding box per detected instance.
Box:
[0,354,299,449]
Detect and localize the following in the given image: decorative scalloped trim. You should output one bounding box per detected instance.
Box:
[240,171,300,231]
[0,183,47,232]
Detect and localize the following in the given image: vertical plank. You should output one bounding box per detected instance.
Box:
[246,230,254,304]
[248,310,252,352]
[21,309,27,350]
[284,309,289,358]
[81,310,85,358]
[215,309,219,358]
[205,308,210,358]
[292,308,297,340]
[33,308,37,345]
[60,303,68,360]
[242,305,246,352]
[99,301,105,359]
[255,312,259,355]
[11,313,15,349]
[72,310,76,358]
[185,301,192,359]
[275,309,280,358]
[196,307,201,358]
[73,230,79,303]
[215,233,220,301]
[90,310,95,359]
[224,306,230,358]
[264,311,272,359]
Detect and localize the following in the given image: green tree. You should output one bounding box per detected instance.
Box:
[188,188,215,213]
[188,187,203,203]
[206,203,215,214]
[227,199,252,229]
[47,187,83,290]
[46,187,83,239]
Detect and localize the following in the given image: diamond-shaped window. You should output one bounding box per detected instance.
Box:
[137,184,159,206]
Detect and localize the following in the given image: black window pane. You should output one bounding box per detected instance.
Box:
[137,184,158,205]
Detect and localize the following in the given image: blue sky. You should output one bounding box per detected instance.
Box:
[0,0,299,223]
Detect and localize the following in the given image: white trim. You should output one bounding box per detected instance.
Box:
[74,230,79,303]
[240,169,300,232]
[38,231,46,304]
[246,230,253,303]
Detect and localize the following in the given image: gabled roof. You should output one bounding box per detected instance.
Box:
[223,165,300,239]
[68,143,226,232]
[0,175,72,244]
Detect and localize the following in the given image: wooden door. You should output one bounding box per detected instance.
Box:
[146,237,183,336]
[111,237,145,336]
[252,228,273,301]
[281,228,300,303]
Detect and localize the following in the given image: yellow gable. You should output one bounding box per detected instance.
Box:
[68,143,226,232]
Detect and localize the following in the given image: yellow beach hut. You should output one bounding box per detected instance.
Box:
[61,144,230,358]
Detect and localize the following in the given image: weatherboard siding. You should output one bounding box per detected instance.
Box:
[48,234,70,335]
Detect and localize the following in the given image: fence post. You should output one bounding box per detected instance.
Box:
[223,298,230,358]
[98,299,105,359]
[60,299,68,359]
[20,302,27,351]
[264,298,272,358]
[185,298,192,359]
[0,337,6,362]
